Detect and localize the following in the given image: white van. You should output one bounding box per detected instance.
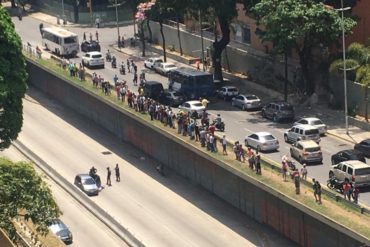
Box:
[284,124,321,143]
[42,26,79,57]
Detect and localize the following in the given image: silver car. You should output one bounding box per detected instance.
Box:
[231,94,262,110]
[244,132,279,152]
[48,219,73,244]
[294,117,327,135]
[74,174,99,196]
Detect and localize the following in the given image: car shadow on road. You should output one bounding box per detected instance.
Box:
[26,87,296,246]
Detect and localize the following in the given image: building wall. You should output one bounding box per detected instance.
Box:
[346,0,370,46]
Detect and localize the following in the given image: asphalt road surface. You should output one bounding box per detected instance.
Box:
[0,146,128,247]
[12,14,369,206]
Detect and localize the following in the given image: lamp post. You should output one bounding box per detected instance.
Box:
[108,1,125,44]
[339,0,351,135]
[61,0,65,24]
[199,10,205,71]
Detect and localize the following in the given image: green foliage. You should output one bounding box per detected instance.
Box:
[0,158,61,239]
[0,7,27,150]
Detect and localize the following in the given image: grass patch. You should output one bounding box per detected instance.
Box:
[25,54,370,239]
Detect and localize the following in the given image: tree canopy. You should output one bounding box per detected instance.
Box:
[250,0,356,94]
[0,158,61,239]
[0,7,27,150]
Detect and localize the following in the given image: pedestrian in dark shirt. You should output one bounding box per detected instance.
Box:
[312,178,322,204]
[115,164,120,182]
[106,167,112,186]
[255,151,262,175]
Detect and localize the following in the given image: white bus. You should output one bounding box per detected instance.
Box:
[42,26,79,57]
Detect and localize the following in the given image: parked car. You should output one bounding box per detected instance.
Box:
[244,132,279,152]
[329,160,370,187]
[159,89,186,106]
[231,94,262,110]
[144,57,163,69]
[216,86,239,100]
[284,124,321,143]
[178,100,205,115]
[143,80,164,100]
[261,101,294,122]
[331,149,366,165]
[290,140,323,164]
[81,51,104,69]
[294,117,327,135]
[81,40,101,52]
[354,139,370,157]
[48,219,73,244]
[74,174,99,196]
[154,62,178,75]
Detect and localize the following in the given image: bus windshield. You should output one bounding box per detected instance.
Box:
[64,36,78,44]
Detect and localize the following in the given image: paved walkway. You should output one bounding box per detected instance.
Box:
[23,7,370,146]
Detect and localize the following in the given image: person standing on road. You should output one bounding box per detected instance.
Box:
[95,30,99,41]
[301,164,307,181]
[106,167,112,186]
[127,59,131,73]
[83,32,86,41]
[115,164,120,182]
[95,16,100,28]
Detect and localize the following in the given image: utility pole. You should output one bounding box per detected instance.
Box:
[199,10,205,72]
[108,1,125,44]
[88,0,93,27]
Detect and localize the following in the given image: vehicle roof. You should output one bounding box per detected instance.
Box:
[222,86,238,89]
[360,139,370,144]
[43,26,77,38]
[269,101,292,106]
[86,51,102,55]
[147,57,162,60]
[294,124,319,130]
[162,62,176,66]
[340,160,370,168]
[145,80,162,85]
[186,100,202,104]
[255,132,273,136]
[76,174,93,179]
[340,149,363,155]
[297,140,320,147]
[299,117,322,121]
[173,67,212,76]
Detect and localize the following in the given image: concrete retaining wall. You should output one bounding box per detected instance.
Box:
[26,59,369,247]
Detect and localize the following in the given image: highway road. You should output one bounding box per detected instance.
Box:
[0,146,128,247]
[16,87,297,246]
[12,13,370,206]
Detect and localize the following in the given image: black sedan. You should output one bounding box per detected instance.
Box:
[354,139,370,157]
[331,149,366,165]
[81,40,101,53]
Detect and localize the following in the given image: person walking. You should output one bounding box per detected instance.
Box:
[106,167,112,186]
[115,164,120,182]
[343,179,351,201]
[95,30,99,41]
[312,178,322,204]
[83,32,86,41]
[292,168,300,194]
[301,164,307,181]
[95,16,100,28]
[282,160,288,182]
[352,186,360,203]
[222,135,227,155]
[255,151,261,175]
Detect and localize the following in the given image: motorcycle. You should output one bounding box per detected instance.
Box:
[212,120,225,132]
[120,65,126,75]
[327,177,344,194]
[287,160,296,171]
[111,59,117,68]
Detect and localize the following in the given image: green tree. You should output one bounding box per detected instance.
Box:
[0,158,61,239]
[0,7,27,150]
[251,0,356,95]
[330,43,370,120]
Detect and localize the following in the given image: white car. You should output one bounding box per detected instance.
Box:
[154,62,178,75]
[144,57,163,69]
[231,94,262,110]
[294,117,327,135]
[216,86,239,100]
[244,132,279,152]
[82,51,104,68]
[178,100,205,115]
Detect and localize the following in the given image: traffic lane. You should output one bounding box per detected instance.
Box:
[208,102,370,204]
[0,146,128,247]
[19,89,296,247]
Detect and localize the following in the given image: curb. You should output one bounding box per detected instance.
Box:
[326,130,356,144]
[12,140,145,247]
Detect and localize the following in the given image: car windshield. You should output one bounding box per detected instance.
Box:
[83,177,96,185]
[306,147,320,152]
[312,120,323,125]
[228,88,238,92]
[64,36,77,44]
[192,103,203,107]
[92,54,102,58]
[261,135,275,141]
[156,59,163,63]
[349,154,364,160]
[246,95,258,100]
[305,129,319,135]
[355,168,370,175]
[281,105,293,110]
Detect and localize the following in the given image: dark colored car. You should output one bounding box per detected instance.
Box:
[331,149,366,165]
[354,139,370,157]
[261,101,295,122]
[81,40,101,52]
[159,89,186,106]
[143,81,164,100]
[74,174,99,196]
[48,219,73,244]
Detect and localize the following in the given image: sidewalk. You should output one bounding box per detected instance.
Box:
[23,8,370,146]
